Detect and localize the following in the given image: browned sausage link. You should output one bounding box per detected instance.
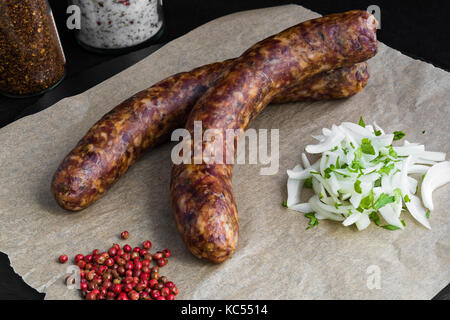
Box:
[273,62,369,103]
[51,61,231,211]
[51,62,369,212]
[170,10,378,263]
[52,63,369,212]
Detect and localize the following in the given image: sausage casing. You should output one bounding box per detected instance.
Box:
[170,10,378,263]
[51,59,369,211]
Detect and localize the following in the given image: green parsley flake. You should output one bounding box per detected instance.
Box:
[360,191,374,209]
[354,180,362,194]
[393,131,406,140]
[394,188,403,197]
[304,177,313,188]
[381,225,400,231]
[358,116,366,128]
[374,193,396,209]
[324,167,333,179]
[404,195,411,203]
[388,146,398,159]
[378,163,395,175]
[351,159,364,171]
[305,212,319,230]
[374,178,382,187]
[361,138,376,155]
[369,211,381,226]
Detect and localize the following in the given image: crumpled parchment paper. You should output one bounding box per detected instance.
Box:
[0,5,448,300]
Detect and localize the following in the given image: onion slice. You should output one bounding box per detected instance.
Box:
[421,161,450,211]
[286,164,303,207]
[405,195,431,229]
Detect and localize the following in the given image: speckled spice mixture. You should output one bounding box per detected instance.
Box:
[0,0,65,96]
[73,0,163,49]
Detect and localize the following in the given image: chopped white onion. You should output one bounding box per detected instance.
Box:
[408,165,430,174]
[421,161,450,211]
[378,204,404,229]
[355,214,371,230]
[286,164,303,207]
[308,196,345,221]
[405,195,431,229]
[285,120,449,231]
[286,168,311,180]
[305,130,344,154]
[289,203,313,213]
[343,211,362,226]
[301,153,311,168]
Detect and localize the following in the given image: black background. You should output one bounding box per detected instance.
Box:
[0,0,449,299]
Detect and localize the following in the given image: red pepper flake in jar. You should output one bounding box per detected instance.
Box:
[0,0,65,97]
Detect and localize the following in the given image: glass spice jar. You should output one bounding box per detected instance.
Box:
[0,0,66,98]
[70,0,165,54]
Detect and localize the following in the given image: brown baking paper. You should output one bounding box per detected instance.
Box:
[0,5,449,300]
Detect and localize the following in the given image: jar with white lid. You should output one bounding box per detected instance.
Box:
[70,0,164,53]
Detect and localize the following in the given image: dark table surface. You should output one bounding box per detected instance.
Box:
[0,0,449,300]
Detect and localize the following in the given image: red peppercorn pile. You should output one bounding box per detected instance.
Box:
[61,233,178,300]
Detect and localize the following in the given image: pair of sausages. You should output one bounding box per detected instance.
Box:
[52,10,377,263]
[170,10,378,263]
[52,64,369,211]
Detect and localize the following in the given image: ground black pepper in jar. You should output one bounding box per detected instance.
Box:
[0,0,66,97]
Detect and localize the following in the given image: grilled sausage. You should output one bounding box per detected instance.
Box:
[274,62,369,103]
[170,10,378,263]
[51,60,369,211]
